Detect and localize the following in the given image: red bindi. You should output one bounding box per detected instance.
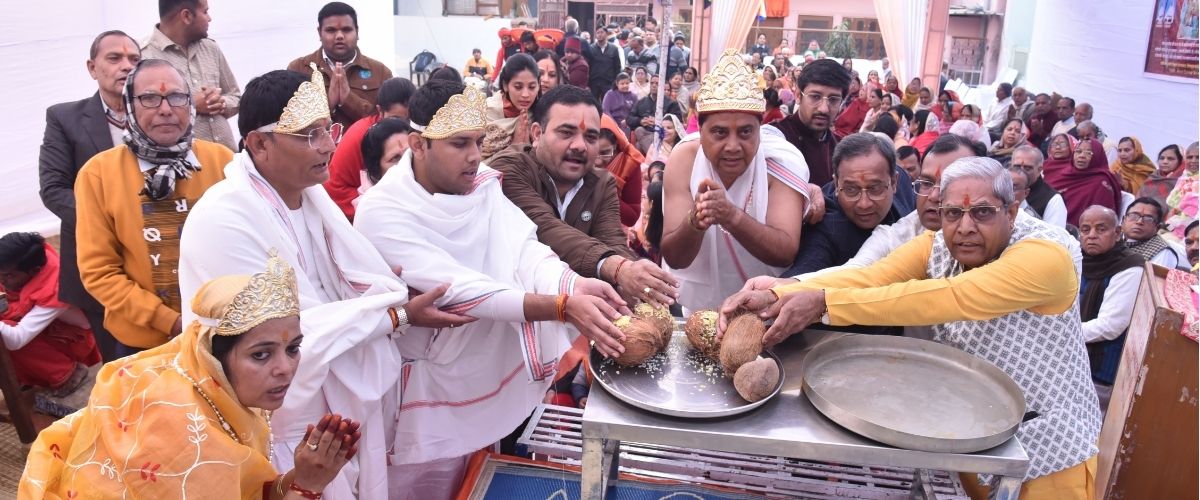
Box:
[961,195,971,206]
[158,82,167,93]
[579,119,587,131]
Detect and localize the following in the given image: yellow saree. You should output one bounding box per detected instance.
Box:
[20,280,280,499]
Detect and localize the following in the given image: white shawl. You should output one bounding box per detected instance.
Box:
[179,151,409,500]
[668,129,812,312]
[354,151,578,465]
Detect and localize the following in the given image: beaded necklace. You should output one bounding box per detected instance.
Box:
[172,359,277,461]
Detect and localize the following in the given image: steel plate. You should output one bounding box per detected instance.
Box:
[589,330,784,418]
[802,335,1025,453]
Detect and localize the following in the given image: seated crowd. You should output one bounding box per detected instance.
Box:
[9,3,1198,500]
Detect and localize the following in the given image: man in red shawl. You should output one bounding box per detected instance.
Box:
[0,232,99,395]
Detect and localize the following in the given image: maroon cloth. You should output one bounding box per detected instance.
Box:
[909,131,940,156]
[1026,109,1058,149]
[762,107,784,125]
[1044,139,1122,227]
[834,97,870,138]
[2,244,99,387]
[565,56,590,88]
[773,113,838,186]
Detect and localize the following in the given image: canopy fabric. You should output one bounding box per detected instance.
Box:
[873,0,930,85]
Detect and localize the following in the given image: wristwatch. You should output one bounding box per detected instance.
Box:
[820,290,831,324]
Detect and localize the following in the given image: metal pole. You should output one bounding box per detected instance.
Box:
[649,0,674,164]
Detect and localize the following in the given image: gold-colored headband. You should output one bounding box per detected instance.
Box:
[212,252,301,336]
[276,63,332,134]
[695,49,766,114]
[417,85,488,140]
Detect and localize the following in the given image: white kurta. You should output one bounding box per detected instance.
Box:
[354,152,578,466]
[667,128,812,312]
[179,152,409,500]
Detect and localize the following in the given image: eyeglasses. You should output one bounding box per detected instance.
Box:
[803,92,843,110]
[939,204,1008,223]
[135,92,191,109]
[1123,213,1159,224]
[837,182,891,201]
[912,179,940,196]
[269,122,344,150]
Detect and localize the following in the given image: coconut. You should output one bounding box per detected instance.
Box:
[719,314,766,375]
[733,357,780,402]
[684,310,721,360]
[611,315,662,367]
[633,302,674,349]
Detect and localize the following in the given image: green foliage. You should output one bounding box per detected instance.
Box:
[825,20,857,59]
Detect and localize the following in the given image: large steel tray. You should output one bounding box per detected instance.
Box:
[802,335,1025,453]
[589,331,784,418]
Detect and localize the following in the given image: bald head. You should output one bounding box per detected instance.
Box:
[1079,205,1122,256]
[1082,205,1117,227]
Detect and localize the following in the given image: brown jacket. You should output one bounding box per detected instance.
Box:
[287,48,393,127]
[489,147,632,278]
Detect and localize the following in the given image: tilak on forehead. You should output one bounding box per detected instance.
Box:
[159,82,167,93]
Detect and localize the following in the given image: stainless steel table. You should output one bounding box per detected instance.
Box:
[580,330,1030,499]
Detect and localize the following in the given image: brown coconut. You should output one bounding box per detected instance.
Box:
[719,314,766,375]
[733,357,780,403]
[684,310,721,360]
[633,302,674,349]
[611,316,662,367]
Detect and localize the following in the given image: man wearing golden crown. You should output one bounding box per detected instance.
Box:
[354,79,631,498]
[179,67,472,499]
[659,49,814,313]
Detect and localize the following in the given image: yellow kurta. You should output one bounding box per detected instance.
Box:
[772,231,1079,325]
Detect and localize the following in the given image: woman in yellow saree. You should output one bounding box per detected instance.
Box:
[20,255,361,499]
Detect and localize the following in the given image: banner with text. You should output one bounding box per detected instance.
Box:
[1146,0,1200,80]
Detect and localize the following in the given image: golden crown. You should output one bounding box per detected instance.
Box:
[214,252,301,336]
[420,85,488,139]
[695,49,766,114]
[276,62,332,134]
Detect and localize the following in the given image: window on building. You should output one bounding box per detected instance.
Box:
[843,16,885,59]
[949,36,985,86]
[797,15,834,50]
[444,0,541,17]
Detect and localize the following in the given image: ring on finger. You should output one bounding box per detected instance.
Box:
[643,287,652,295]
[306,441,319,452]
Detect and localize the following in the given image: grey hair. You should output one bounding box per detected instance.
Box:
[1076,119,1097,133]
[565,18,578,33]
[1077,102,1094,119]
[832,132,897,178]
[1013,144,1044,168]
[939,156,1015,206]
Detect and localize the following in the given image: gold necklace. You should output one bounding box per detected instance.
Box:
[173,359,240,444]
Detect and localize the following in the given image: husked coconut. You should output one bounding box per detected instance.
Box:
[633,302,674,349]
[611,315,662,367]
[684,310,721,360]
[733,357,780,402]
[719,314,766,375]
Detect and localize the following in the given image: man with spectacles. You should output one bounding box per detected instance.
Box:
[180,70,477,498]
[1010,145,1067,228]
[771,59,848,186]
[1077,205,1144,414]
[38,30,142,361]
[1121,197,1188,269]
[780,133,903,281]
[723,156,1099,498]
[74,59,231,355]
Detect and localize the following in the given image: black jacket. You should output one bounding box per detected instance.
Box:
[39,92,113,312]
[627,95,684,132]
[585,42,621,92]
